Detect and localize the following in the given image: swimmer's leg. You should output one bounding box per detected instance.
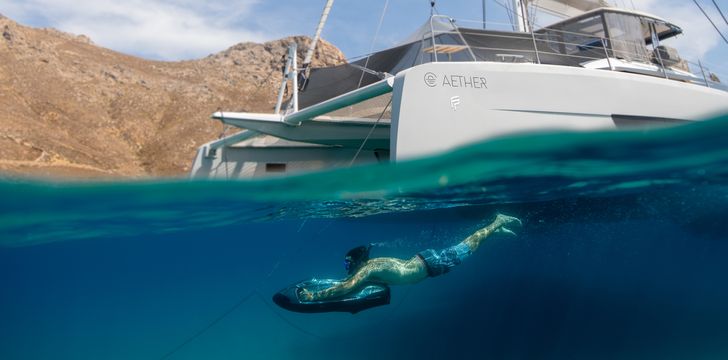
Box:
[461,214,522,253]
[416,213,522,277]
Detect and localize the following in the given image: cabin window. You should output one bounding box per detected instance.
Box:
[559,15,606,57]
[604,13,649,62]
[266,163,287,173]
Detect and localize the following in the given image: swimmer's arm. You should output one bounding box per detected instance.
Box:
[302,268,369,301]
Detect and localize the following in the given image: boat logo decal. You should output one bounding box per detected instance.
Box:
[424,72,438,87]
[450,96,461,111]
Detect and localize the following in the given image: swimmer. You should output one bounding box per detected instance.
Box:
[300,213,521,301]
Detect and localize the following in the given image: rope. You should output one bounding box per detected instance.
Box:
[349,98,392,167]
[159,291,256,360]
[257,292,324,339]
[159,289,324,360]
[157,221,335,359]
[246,66,280,104]
[529,0,539,29]
[356,0,390,90]
[713,0,728,26]
[693,0,728,44]
[494,0,515,31]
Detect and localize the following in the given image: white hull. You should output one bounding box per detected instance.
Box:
[191,62,728,179]
[391,61,728,160]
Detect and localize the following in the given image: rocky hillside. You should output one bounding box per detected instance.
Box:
[0,14,346,178]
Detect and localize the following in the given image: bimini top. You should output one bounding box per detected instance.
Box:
[544,7,683,42]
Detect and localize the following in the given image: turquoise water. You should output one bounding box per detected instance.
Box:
[2,114,728,359]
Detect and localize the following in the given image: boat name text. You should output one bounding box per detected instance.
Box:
[424,72,488,89]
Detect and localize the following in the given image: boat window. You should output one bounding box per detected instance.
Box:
[604,12,649,62]
[266,163,287,173]
[649,22,680,43]
[558,15,606,56]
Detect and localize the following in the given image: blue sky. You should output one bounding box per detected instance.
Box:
[1,0,726,75]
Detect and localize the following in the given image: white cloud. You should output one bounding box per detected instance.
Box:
[0,0,270,60]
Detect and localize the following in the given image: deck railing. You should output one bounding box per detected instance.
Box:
[418,16,727,91]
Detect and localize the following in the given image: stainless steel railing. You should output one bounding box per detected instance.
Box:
[418,16,727,91]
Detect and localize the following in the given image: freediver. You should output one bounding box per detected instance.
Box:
[300,214,522,301]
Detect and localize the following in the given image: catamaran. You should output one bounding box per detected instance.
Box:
[190,0,728,179]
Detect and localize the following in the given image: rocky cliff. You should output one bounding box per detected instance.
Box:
[0,15,346,178]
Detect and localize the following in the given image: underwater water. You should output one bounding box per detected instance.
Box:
[1,114,728,359]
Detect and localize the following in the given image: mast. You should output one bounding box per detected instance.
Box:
[303,0,335,68]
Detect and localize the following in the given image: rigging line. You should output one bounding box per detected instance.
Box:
[712,0,728,26]
[694,0,728,44]
[349,97,392,167]
[428,0,440,16]
[529,1,537,28]
[246,66,279,103]
[529,1,540,30]
[357,0,390,90]
[492,0,515,30]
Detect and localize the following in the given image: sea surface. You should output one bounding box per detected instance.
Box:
[2,114,728,359]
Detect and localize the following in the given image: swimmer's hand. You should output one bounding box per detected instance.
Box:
[299,288,315,301]
[493,214,522,236]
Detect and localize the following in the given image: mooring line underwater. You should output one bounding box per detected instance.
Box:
[258,291,325,339]
[159,219,328,359]
[159,217,430,358]
[90,218,489,360]
[159,288,325,360]
[159,290,256,360]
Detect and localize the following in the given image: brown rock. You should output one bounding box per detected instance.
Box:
[0,16,346,179]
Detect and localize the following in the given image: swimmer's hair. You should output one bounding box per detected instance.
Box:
[344,245,371,275]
